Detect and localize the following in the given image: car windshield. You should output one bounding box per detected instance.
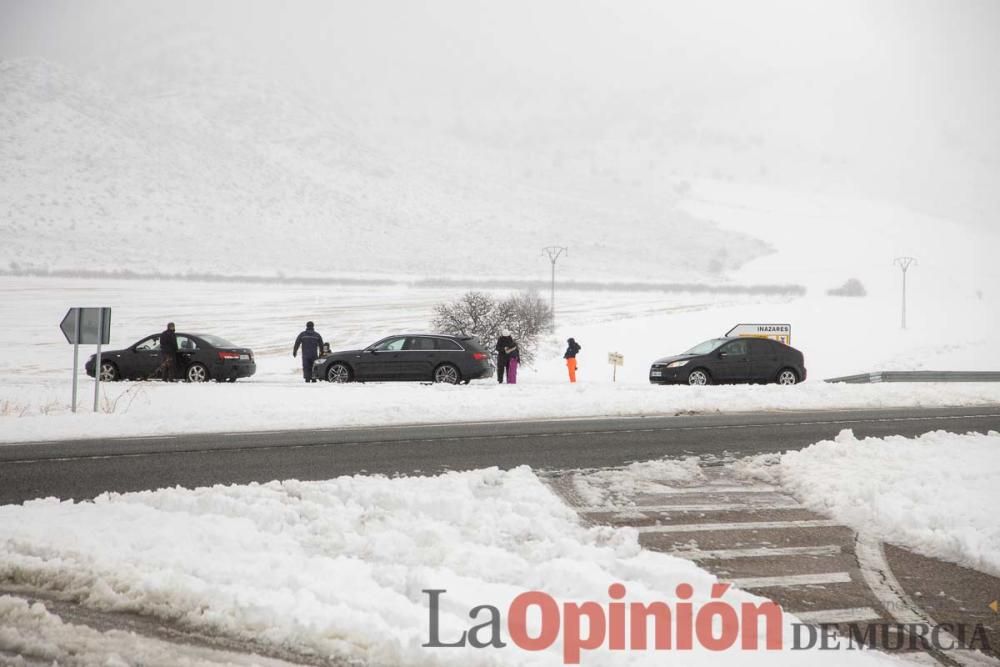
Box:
[683,338,726,355]
[197,334,237,348]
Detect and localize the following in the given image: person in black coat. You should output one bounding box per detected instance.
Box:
[153,322,178,381]
[495,332,515,383]
[564,337,581,383]
[293,321,325,382]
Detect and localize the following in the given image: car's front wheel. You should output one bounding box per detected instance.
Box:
[327,362,352,383]
[98,361,119,382]
[433,363,461,384]
[687,368,711,386]
[776,368,799,385]
[186,363,209,382]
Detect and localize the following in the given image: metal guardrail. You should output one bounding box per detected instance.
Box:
[825,371,1000,384]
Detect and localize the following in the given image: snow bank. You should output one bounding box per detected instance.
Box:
[3,378,1000,444]
[747,429,1000,577]
[572,458,705,509]
[0,467,898,666]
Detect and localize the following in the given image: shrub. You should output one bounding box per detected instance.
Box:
[432,290,552,365]
[827,278,867,297]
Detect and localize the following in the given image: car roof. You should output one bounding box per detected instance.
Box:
[724,335,794,349]
[384,333,471,339]
[145,332,228,343]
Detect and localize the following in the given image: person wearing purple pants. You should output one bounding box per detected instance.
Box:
[505,337,520,384]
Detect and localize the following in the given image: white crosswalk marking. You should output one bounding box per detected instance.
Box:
[791,607,881,624]
[730,572,852,589]
[650,485,779,494]
[583,500,803,513]
[672,545,842,560]
[639,519,840,533]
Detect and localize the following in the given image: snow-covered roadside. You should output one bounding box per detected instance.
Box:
[3,380,1000,444]
[0,467,901,666]
[0,595,300,667]
[735,429,1000,578]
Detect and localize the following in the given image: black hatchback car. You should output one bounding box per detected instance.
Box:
[85,332,256,383]
[649,337,806,386]
[314,334,492,384]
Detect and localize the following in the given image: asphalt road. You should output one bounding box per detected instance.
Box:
[2,405,999,504]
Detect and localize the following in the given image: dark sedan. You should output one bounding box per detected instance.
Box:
[649,337,806,386]
[85,332,256,383]
[314,334,492,384]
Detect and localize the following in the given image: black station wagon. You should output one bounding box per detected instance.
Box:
[314,334,492,384]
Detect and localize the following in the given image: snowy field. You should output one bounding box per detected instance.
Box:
[0,465,905,666]
[2,271,1000,443]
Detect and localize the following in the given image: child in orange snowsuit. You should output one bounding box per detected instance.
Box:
[564,337,581,383]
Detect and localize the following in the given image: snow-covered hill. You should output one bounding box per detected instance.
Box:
[0,58,769,283]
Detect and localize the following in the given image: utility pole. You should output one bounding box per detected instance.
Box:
[894,256,916,329]
[542,246,568,329]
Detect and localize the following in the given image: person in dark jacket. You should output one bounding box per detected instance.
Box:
[153,322,178,381]
[495,332,515,383]
[293,321,324,382]
[564,337,581,383]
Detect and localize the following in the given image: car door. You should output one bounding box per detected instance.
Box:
[401,336,439,380]
[175,335,200,373]
[356,336,406,380]
[712,339,751,383]
[127,335,161,379]
[749,339,782,382]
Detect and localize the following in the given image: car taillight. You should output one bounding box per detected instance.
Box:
[218,351,240,360]
[471,352,487,360]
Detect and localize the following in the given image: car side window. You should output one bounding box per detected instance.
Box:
[404,337,436,351]
[177,336,197,351]
[135,336,160,352]
[433,338,462,351]
[721,340,748,356]
[374,337,406,351]
[748,339,772,356]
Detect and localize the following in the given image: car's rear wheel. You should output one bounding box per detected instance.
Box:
[186,363,209,383]
[687,368,711,386]
[776,368,799,385]
[327,362,352,383]
[98,361,119,382]
[433,363,461,384]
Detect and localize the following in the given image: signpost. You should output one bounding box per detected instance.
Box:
[607,351,624,382]
[60,307,112,413]
[725,323,792,346]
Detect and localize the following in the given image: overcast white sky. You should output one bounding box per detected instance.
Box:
[4,1,996,93]
[2,0,998,227]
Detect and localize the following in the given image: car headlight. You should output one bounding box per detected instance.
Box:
[666,360,689,368]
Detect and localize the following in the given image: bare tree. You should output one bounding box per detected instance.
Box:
[432,290,552,364]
